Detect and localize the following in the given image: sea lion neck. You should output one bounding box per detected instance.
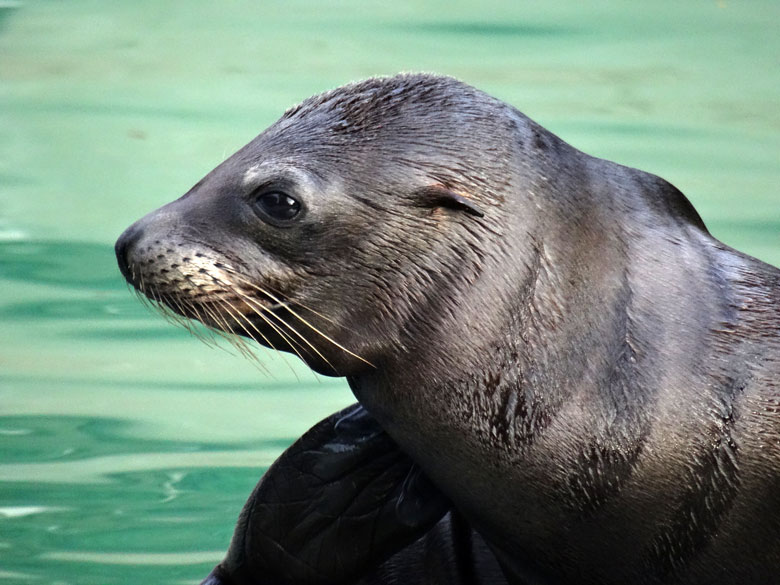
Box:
[348,209,634,440]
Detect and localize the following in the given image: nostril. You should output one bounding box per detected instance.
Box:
[115,221,145,284]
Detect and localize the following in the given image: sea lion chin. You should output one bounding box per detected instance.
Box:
[116,73,780,584]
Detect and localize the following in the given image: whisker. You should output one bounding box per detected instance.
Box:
[228,292,307,359]
[215,296,296,378]
[254,287,373,367]
[232,287,333,373]
[220,269,372,366]
[208,271,328,362]
[225,269,349,331]
[201,304,269,367]
[198,300,251,352]
[162,295,217,347]
[165,294,205,336]
[130,263,371,376]
[132,269,280,372]
[140,285,261,364]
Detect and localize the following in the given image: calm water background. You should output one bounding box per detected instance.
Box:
[1,1,778,583]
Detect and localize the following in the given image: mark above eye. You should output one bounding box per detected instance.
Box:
[255,191,302,221]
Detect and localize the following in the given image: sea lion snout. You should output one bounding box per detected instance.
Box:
[114,208,186,292]
[115,187,231,291]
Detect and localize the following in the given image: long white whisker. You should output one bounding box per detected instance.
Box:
[221,269,372,367]
[254,287,373,367]
[233,288,334,372]
[216,296,295,378]
[225,269,349,330]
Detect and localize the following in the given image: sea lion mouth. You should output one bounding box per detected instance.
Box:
[125,260,371,374]
[116,239,290,342]
[154,292,281,332]
[131,273,300,349]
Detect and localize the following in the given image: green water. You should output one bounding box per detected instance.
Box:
[1,1,778,583]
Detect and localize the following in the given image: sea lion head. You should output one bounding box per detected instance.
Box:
[115,74,535,376]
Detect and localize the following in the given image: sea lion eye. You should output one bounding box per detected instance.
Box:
[255,191,301,221]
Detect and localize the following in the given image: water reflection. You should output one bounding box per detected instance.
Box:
[0,241,119,290]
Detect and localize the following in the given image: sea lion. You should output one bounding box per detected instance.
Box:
[115,73,780,584]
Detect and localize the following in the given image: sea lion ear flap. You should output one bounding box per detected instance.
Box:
[416,185,485,218]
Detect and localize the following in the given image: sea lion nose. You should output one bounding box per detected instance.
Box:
[114,220,145,285]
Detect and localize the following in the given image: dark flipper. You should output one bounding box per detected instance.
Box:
[203,404,502,585]
[354,510,509,585]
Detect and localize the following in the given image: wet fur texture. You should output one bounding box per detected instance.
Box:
[116,74,780,584]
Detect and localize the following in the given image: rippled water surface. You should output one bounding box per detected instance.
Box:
[1,1,778,583]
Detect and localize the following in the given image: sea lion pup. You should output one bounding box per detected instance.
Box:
[115,73,780,584]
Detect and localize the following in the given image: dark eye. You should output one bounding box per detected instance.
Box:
[255,191,301,221]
